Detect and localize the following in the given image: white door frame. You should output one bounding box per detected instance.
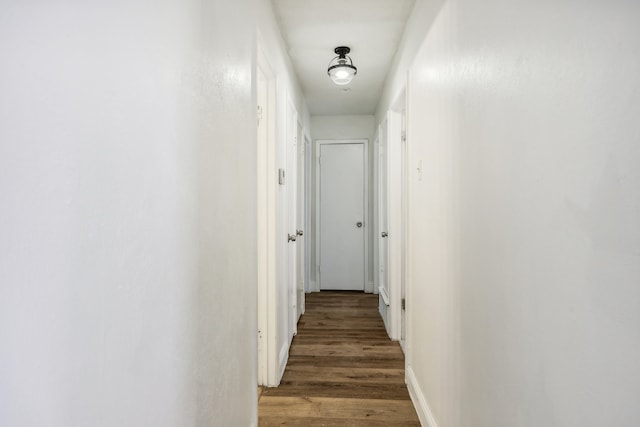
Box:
[404,73,414,371]
[295,119,306,318]
[372,128,380,296]
[385,86,409,351]
[392,88,408,352]
[304,134,312,294]
[378,110,403,341]
[388,110,403,341]
[378,116,389,305]
[285,94,298,340]
[399,111,408,351]
[315,139,369,292]
[256,43,278,386]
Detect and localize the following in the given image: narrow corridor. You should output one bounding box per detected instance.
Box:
[258,292,419,426]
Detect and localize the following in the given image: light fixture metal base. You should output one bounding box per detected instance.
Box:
[334,46,351,56]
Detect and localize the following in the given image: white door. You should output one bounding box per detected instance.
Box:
[296,123,305,319]
[378,125,389,301]
[286,99,298,336]
[318,141,366,291]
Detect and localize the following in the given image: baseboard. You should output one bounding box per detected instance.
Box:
[379,286,390,306]
[406,365,438,427]
[379,297,391,338]
[278,343,289,384]
[366,280,375,293]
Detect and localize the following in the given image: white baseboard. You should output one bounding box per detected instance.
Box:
[406,365,438,427]
[278,343,289,384]
[379,286,390,306]
[366,280,375,293]
[379,298,391,338]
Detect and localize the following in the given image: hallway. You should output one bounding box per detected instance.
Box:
[2,1,640,425]
[258,292,419,426]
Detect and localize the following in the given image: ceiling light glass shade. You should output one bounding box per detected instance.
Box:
[328,46,357,85]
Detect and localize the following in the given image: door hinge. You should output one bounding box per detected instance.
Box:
[401,298,406,310]
[257,105,263,126]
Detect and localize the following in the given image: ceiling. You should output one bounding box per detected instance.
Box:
[271,0,416,116]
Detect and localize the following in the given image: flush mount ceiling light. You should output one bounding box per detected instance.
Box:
[327,46,357,85]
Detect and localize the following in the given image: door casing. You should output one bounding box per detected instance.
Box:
[315,139,369,292]
[295,121,306,319]
[256,44,278,386]
[377,110,404,341]
[285,94,298,347]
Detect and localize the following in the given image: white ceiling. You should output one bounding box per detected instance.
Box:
[271,0,416,116]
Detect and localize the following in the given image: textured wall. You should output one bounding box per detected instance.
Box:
[256,0,311,383]
[404,0,640,426]
[0,1,256,425]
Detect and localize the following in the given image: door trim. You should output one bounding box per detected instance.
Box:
[388,85,409,352]
[304,134,312,295]
[387,111,403,342]
[257,43,278,387]
[296,119,306,319]
[372,128,380,296]
[376,109,405,342]
[314,139,369,292]
[285,93,298,339]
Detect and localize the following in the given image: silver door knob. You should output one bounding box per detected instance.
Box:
[381,231,388,237]
[296,229,304,236]
[356,222,363,228]
[288,234,297,242]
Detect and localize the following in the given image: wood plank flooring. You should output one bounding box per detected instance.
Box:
[259,291,420,426]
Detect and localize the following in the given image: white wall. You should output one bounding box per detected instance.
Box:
[256,0,310,381]
[375,0,445,123]
[310,115,375,291]
[0,1,257,426]
[399,0,640,426]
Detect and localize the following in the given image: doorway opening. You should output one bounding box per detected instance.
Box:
[315,139,369,292]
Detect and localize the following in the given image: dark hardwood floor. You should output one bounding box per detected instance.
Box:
[258,291,420,426]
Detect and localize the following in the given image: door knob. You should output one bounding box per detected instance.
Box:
[381,231,388,238]
[296,229,304,236]
[356,222,363,228]
[288,234,297,242]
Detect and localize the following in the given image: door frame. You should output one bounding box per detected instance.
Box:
[285,94,298,340]
[295,119,306,319]
[404,73,414,373]
[391,89,408,352]
[387,110,403,341]
[372,128,380,296]
[377,116,389,306]
[304,134,312,295]
[315,139,369,292]
[390,85,409,348]
[256,43,278,386]
[377,109,404,342]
